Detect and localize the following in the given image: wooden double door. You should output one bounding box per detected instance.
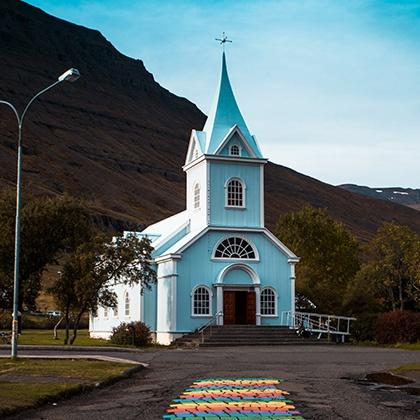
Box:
[223,290,256,325]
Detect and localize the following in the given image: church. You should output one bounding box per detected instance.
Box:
[90,49,299,345]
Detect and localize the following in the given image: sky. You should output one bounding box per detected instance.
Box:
[25,0,420,188]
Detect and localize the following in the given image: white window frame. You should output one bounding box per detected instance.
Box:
[212,235,259,261]
[260,287,278,317]
[103,306,109,319]
[229,144,241,156]
[225,177,246,208]
[191,285,213,317]
[124,291,130,317]
[113,301,119,318]
[193,182,201,210]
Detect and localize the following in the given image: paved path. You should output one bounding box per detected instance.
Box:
[1,345,419,419]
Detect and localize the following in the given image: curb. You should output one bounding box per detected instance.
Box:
[0,360,147,418]
[0,344,147,353]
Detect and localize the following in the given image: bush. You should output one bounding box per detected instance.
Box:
[351,313,378,342]
[110,321,151,347]
[375,310,420,344]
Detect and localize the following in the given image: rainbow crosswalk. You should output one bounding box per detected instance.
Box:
[163,378,304,419]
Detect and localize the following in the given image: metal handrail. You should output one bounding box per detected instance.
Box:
[282,311,356,342]
[198,311,223,344]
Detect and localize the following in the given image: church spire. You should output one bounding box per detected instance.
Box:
[203,49,263,157]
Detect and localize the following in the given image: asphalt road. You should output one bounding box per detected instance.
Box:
[2,345,419,420]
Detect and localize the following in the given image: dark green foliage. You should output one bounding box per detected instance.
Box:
[350,313,378,342]
[354,223,419,312]
[375,311,420,344]
[275,206,360,313]
[0,190,92,310]
[48,234,156,344]
[110,321,151,347]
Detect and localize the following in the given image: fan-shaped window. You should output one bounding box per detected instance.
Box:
[194,183,200,209]
[230,144,240,156]
[214,237,256,259]
[124,292,130,317]
[261,287,277,316]
[192,286,211,316]
[226,178,244,207]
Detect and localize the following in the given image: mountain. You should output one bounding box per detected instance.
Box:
[1,0,419,242]
[339,184,420,210]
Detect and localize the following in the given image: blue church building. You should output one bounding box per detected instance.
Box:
[90,51,299,345]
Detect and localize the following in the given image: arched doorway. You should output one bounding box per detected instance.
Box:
[216,264,261,325]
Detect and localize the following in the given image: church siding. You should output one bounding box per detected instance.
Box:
[175,230,292,332]
[209,161,262,228]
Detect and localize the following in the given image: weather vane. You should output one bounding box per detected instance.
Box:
[215,32,232,50]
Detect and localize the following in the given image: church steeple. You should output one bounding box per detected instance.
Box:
[202,51,263,158]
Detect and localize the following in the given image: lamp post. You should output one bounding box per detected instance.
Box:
[0,68,80,358]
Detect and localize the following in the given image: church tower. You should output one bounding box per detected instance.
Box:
[184,51,267,232]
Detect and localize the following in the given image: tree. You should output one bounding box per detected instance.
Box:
[275,206,360,313]
[349,223,420,312]
[49,234,156,345]
[0,191,92,310]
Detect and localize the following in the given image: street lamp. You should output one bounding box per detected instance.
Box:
[0,68,80,358]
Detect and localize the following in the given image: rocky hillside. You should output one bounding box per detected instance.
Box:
[339,184,420,211]
[0,0,419,241]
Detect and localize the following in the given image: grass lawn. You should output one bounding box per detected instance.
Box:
[352,341,420,351]
[0,358,135,415]
[392,363,420,374]
[17,329,112,347]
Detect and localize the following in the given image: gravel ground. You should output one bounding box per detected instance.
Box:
[2,345,419,420]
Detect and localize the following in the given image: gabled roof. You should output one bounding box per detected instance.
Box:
[202,52,263,158]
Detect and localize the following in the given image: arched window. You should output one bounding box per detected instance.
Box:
[113,303,119,318]
[214,236,256,259]
[124,292,130,317]
[194,183,200,209]
[261,288,277,316]
[230,144,240,156]
[226,178,244,207]
[103,307,109,318]
[192,286,211,316]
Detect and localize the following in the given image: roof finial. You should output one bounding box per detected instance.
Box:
[215,32,232,51]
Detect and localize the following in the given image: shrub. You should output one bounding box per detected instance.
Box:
[110,321,151,347]
[375,311,420,344]
[351,313,378,342]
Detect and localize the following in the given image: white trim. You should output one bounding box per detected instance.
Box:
[206,160,210,225]
[183,154,268,172]
[124,290,130,317]
[156,226,298,260]
[193,181,201,210]
[260,286,278,317]
[224,177,246,208]
[214,125,257,158]
[154,253,182,263]
[217,263,260,285]
[212,234,259,261]
[113,303,119,318]
[185,130,203,165]
[260,165,264,227]
[229,143,241,156]
[290,262,296,316]
[191,284,213,317]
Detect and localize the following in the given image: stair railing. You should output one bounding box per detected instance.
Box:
[198,311,223,344]
[282,311,356,343]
